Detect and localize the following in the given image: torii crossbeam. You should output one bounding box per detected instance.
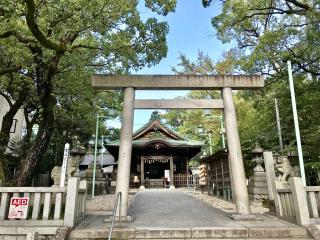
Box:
[92,74,263,90]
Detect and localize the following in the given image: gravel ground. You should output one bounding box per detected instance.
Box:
[178,188,270,214]
[86,189,137,215]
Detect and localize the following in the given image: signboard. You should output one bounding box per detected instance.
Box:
[164,170,170,182]
[60,143,70,187]
[8,197,29,219]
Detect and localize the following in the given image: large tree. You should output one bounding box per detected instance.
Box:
[203,0,320,78]
[166,52,320,181]
[166,52,266,160]
[0,0,176,186]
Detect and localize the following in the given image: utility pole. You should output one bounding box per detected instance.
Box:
[92,114,99,198]
[287,61,306,186]
[219,115,226,149]
[101,135,104,167]
[208,131,213,155]
[274,98,283,152]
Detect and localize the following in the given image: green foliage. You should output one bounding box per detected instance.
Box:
[172,52,216,75]
[145,0,176,16]
[197,0,320,174]
[167,50,320,176]
[0,0,176,184]
[210,0,320,77]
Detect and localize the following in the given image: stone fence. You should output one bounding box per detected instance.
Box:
[275,177,320,225]
[0,177,86,236]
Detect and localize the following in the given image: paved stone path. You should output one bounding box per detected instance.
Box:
[70,189,311,239]
[127,189,298,228]
[180,188,269,214]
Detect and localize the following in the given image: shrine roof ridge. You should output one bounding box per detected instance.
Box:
[107,137,204,148]
[92,74,264,90]
[132,117,184,141]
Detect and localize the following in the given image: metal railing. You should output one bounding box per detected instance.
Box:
[108,192,122,240]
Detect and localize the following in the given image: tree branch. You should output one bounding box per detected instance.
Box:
[0,91,13,107]
[0,66,21,76]
[286,0,310,10]
[0,30,36,44]
[71,44,102,51]
[284,45,320,75]
[23,0,64,52]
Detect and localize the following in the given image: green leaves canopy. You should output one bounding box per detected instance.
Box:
[209,0,320,77]
[0,0,176,185]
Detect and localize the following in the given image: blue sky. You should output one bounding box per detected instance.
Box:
[109,1,230,131]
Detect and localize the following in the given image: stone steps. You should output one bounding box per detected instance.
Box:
[69,226,313,239]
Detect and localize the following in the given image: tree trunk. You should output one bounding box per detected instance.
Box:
[13,96,55,186]
[0,94,26,185]
[12,47,61,186]
[23,108,39,143]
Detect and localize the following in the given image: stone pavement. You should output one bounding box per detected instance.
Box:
[69,189,312,239]
[181,188,269,214]
[127,189,299,228]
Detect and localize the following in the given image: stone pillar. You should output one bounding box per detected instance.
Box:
[169,157,175,189]
[84,163,108,195]
[222,87,250,215]
[115,87,135,216]
[290,177,310,225]
[247,145,269,201]
[140,157,145,189]
[263,151,276,201]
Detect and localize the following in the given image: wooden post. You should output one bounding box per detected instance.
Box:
[169,157,175,189]
[64,177,79,227]
[140,157,145,189]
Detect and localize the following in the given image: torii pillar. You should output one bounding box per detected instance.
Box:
[115,87,135,216]
[91,74,264,217]
[223,87,250,215]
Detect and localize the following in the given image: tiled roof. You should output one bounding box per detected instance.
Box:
[107,112,204,148]
[80,152,115,166]
[107,137,204,148]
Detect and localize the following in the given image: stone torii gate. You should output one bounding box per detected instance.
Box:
[91,75,264,217]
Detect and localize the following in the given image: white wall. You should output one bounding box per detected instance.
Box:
[0,95,27,142]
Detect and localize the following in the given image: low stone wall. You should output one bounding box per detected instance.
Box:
[0,178,87,238]
[275,177,320,225]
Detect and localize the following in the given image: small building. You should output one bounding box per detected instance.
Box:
[200,149,232,200]
[107,113,204,188]
[0,95,27,178]
[79,151,115,173]
[0,95,27,145]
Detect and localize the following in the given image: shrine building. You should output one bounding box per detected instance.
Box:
[106,112,204,188]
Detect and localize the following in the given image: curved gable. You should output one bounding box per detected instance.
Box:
[133,120,184,141]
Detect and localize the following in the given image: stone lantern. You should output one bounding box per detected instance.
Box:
[69,141,86,179]
[247,144,269,201]
[252,144,264,173]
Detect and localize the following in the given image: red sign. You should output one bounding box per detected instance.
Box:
[11,198,28,206]
[8,197,29,219]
